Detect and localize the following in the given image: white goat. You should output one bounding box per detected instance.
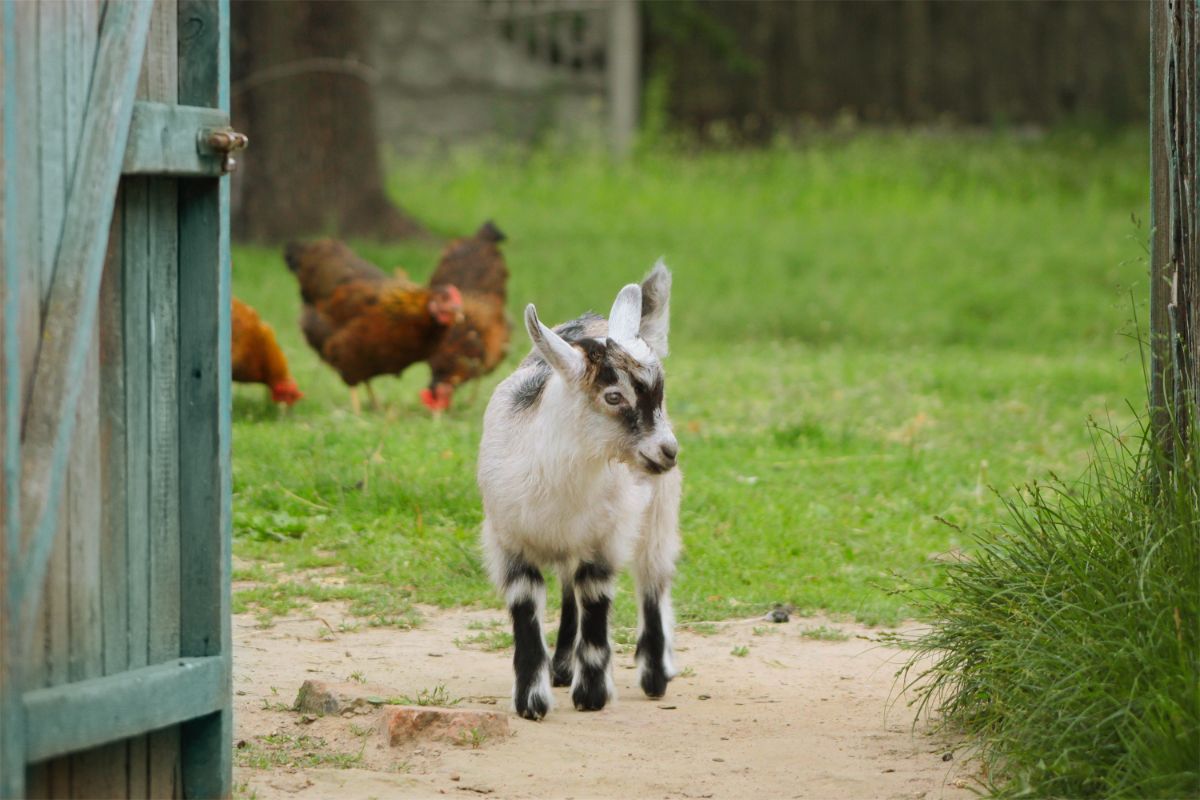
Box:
[477,262,681,720]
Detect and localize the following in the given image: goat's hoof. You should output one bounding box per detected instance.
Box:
[571,681,611,712]
[515,694,550,721]
[551,660,573,687]
[640,668,669,699]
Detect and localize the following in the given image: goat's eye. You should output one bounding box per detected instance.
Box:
[604,391,624,406]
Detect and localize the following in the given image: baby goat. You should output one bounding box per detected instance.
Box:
[477,262,681,720]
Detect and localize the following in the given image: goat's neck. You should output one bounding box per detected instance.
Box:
[529,378,612,475]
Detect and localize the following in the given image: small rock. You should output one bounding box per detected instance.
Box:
[294,679,391,716]
[942,752,954,762]
[379,706,509,747]
[450,774,461,782]
[765,603,792,623]
[698,694,711,700]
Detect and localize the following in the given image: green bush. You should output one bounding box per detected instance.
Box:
[898,412,1199,797]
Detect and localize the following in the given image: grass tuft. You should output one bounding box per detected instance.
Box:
[894,413,1199,798]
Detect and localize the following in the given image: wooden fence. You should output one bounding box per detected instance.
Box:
[1150,0,1198,455]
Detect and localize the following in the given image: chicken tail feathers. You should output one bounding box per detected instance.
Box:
[476,220,506,244]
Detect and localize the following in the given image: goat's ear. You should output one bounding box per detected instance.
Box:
[639,259,671,358]
[608,283,642,342]
[525,304,584,379]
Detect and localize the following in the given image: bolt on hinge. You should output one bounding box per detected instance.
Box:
[199,128,249,174]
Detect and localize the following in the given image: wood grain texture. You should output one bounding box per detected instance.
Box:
[1,0,24,794]
[123,101,230,176]
[141,2,184,795]
[178,1,234,797]
[14,0,152,641]
[23,656,227,764]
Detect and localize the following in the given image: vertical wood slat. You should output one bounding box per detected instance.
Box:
[34,0,69,717]
[92,188,131,800]
[1,0,23,795]
[63,3,112,796]
[34,17,70,787]
[178,1,233,797]
[17,0,48,794]
[139,2,183,794]
[1149,0,1198,456]
[122,178,152,800]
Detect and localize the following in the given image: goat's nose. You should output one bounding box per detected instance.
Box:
[660,442,678,465]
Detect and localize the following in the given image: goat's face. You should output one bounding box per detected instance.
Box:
[575,336,678,473]
[524,268,679,476]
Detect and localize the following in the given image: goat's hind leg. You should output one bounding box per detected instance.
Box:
[503,558,553,720]
[635,469,682,699]
[635,583,676,698]
[551,573,578,687]
[571,561,615,711]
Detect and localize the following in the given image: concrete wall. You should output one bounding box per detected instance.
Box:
[367,1,611,154]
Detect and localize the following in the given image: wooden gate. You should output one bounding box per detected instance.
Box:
[1,1,235,797]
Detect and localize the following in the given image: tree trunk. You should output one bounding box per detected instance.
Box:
[1149,0,1197,457]
[230,1,427,242]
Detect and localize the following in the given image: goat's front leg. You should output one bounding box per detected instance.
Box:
[503,559,553,720]
[551,575,578,687]
[571,561,615,711]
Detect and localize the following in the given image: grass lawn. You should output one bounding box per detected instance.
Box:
[231,130,1149,631]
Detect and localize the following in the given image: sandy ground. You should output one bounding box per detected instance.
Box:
[233,603,974,800]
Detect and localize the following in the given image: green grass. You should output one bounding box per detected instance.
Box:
[231,130,1148,629]
[895,415,1199,798]
[235,733,364,770]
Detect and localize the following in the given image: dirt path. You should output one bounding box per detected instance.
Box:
[233,603,973,799]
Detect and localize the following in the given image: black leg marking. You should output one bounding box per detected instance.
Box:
[572,562,614,711]
[552,579,577,687]
[505,560,550,720]
[636,593,670,698]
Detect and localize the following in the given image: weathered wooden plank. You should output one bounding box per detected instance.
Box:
[22,656,228,765]
[123,101,230,176]
[94,183,132,800]
[63,0,102,696]
[1,0,25,793]
[34,5,73,794]
[64,4,111,793]
[140,3,184,794]
[178,1,234,797]
[14,0,153,642]
[122,177,152,800]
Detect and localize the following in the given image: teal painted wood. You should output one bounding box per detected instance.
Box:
[177,1,234,796]
[63,4,109,796]
[96,191,133,800]
[23,656,227,765]
[14,0,153,640]
[0,0,21,792]
[121,176,154,799]
[6,1,46,795]
[123,101,230,176]
[141,4,184,793]
[4,1,234,795]
[34,11,71,795]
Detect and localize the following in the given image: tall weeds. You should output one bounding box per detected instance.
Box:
[898,412,1199,797]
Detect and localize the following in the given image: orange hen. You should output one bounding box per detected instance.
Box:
[284,239,463,413]
[231,296,303,405]
[420,221,512,412]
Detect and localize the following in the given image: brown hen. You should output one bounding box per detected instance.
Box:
[420,221,512,412]
[284,239,462,413]
[231,296,303,406]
